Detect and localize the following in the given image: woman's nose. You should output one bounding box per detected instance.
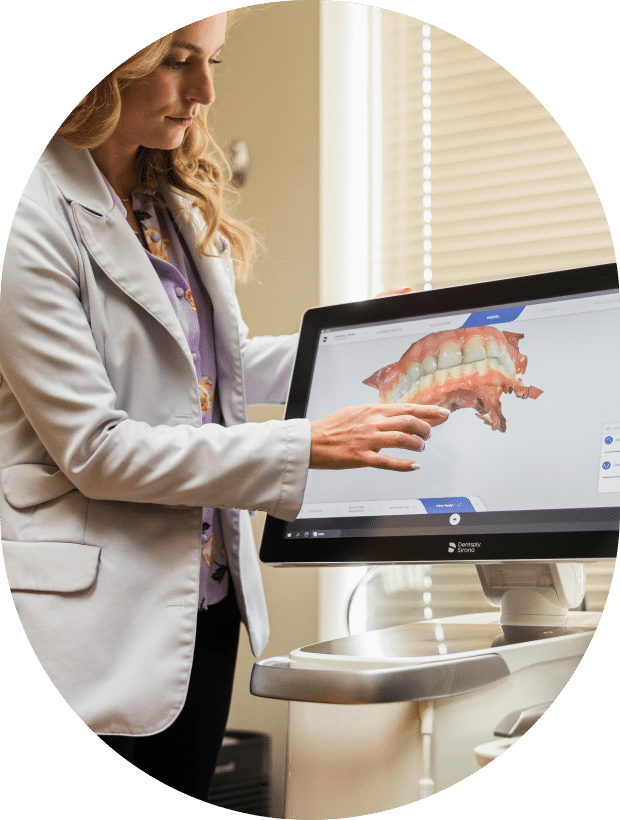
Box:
[189,66,216,106]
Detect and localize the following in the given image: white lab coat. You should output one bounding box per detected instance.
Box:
[0,135,311,735]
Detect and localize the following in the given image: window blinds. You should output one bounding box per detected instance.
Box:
[381,14,616,292]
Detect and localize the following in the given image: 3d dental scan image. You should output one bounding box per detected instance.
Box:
[363,325,543,432]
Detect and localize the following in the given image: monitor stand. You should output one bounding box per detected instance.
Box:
[476,562,586,645]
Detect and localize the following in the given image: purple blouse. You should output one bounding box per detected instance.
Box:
[101,176,229,608]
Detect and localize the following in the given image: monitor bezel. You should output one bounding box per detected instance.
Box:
[260,264,619,566]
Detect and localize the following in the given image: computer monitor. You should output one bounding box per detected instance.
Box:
[260,264,619,566]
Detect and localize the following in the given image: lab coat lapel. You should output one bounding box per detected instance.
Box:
[72,203,194,364]
[197,251,248,427]
[43,136,194,364]
[163,186,247,426]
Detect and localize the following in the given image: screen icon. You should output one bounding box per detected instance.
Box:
[598,423,620,493]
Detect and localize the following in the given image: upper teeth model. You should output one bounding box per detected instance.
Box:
[363,326,543,432]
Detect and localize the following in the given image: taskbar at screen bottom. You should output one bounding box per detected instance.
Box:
[261,508,619,564]
[283,508,619,539]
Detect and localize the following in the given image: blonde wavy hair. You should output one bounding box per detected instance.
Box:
[58,20,255,281]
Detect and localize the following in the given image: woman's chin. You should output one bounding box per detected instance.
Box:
[141,135,187,152]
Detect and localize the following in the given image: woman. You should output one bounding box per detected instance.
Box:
[0,12,448,802]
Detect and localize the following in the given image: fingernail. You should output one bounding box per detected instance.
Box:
[439,407,451,416]
[409,462,421,470]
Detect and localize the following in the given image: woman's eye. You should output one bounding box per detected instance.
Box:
[164,58,222,70]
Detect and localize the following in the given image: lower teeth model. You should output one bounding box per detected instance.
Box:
[363,326,543,432]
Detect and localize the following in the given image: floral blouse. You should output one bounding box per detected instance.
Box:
[101,176,229,609]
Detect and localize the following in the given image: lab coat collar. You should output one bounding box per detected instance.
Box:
[40,135,116,217]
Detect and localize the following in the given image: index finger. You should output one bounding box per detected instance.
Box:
[384,403,451,426]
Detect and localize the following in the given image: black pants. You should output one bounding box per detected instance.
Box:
[100,592,241,801]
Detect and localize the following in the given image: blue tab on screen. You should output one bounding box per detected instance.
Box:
[420,497,476,514]
[461,306,525,327]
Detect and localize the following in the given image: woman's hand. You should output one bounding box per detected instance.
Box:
[309,286,437,471]
[310,403,450,472]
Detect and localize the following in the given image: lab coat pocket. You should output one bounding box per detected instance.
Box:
[2,540,101,593]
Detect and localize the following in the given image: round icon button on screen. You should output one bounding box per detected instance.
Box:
[450,513,460,525]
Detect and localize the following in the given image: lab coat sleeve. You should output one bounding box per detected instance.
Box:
[238,313,298,406]
[0,195,311,521]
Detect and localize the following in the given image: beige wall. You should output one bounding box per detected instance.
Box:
[211,3,321,816]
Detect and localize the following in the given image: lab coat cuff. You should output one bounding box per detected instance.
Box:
[271,418,312,522]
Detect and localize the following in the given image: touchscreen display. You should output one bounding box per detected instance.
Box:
[261,266,619,564]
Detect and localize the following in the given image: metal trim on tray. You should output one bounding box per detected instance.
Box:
[250,653,511,705]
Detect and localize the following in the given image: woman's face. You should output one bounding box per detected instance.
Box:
[115,15,227,152]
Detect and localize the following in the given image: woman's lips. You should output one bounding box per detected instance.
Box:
[167,116,193,127]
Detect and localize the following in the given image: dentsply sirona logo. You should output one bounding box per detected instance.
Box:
[448,542,456,553]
